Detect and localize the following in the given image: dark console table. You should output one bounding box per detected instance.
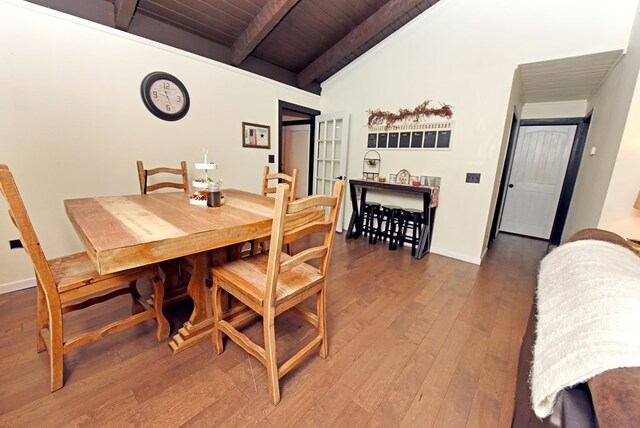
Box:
[346,179,438,259]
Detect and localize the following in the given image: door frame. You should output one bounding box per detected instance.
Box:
[491,114,591,245]
[548,113,592,245]
[489,113,519,244]
[278,100,321,195]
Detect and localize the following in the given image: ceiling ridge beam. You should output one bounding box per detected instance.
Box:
[114,0,139,31]
[229,0,301,66]
[297,0,425,88]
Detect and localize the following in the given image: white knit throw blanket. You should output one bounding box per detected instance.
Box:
[531,239,640,418]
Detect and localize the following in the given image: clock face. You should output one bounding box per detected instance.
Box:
[141,72,190,121]
[148,79,186,115]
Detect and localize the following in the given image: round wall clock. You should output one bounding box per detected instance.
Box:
[140,72,190,121]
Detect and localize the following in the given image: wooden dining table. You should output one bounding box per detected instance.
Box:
[64,189,323,353]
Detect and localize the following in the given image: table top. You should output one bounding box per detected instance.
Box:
[349,179,439,208]
[349,179,437,194]
[65,189,316,275]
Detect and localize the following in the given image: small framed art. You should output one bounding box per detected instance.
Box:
[242,122,270,149]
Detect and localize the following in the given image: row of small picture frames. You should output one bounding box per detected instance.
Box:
[367,121,454,150]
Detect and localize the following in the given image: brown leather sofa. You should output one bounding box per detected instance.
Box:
[511,229,640,428]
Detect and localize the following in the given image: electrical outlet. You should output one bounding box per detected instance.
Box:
[466,173,481,184]
[268,154,275,163]
[9,239,23,249]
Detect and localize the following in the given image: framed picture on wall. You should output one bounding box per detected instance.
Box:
[242,122,270,149]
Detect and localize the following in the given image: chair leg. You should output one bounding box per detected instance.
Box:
[399,216,409,248]
[212,280,224,355]
[263,313,281,405]
[317,287,328,359]
[36,278,47,353]
[412,218,420,257]
[389,212,398,250]
[48,305,64,392]
[371,213,380,245]
[149,275,170,341]
[368,209,377,245]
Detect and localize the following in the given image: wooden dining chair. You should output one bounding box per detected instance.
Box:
[252,165,299,255]
[136,160,189,194]
[261,165,298,202]
[211,180,344,404]
[136,160,191,304]
[0,164,169,392]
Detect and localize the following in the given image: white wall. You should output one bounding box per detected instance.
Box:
[482,70,523,253]
[320,0,637,263]
[0,0,320,286]
[596,6,640,239]
[563,4,640,241]
[598,74,640,238]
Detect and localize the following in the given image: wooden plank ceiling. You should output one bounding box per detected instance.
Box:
[27,0,439,94]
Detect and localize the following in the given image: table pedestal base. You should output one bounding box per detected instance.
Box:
[169,306,259,353]
[168,244,257,354]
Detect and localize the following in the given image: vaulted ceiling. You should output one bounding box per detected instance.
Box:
[27,0,440,94]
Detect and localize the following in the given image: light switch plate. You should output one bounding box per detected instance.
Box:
[466,173,481,184]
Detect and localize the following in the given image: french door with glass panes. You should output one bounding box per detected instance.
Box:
[313,112,350,232]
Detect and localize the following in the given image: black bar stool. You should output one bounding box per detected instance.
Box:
[374,205,403,249]
[398,208,424,256]
[363,201,382,244]
[362,201,381,239]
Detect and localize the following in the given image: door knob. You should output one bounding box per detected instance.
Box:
[508,184,514,188]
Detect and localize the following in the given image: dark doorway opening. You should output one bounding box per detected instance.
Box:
[278,101,320,196]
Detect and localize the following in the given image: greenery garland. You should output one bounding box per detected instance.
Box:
[367,100,453,129]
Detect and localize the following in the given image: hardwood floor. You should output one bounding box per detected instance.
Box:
[0,233,548,427]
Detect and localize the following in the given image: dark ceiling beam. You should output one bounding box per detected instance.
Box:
[229,0,301,66]
[114,0,139,30]
[297,0,422,88]
[131,13,321,94]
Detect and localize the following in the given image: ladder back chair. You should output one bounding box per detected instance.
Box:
[0,164,169,392]
[136,160,189,194]
[211,180,344,404]
[136,160,191,304]
[261,165,298,202]
[253,165,299,255]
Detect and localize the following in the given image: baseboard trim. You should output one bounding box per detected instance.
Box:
[0,277,36,295]
[429,247,482,265]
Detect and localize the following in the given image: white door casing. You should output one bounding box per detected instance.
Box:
[500,125,576,239]
[313,112,350,232]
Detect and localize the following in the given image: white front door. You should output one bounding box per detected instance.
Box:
[313,112,350,232]
[283,124,310,199]
[500,125,576,239]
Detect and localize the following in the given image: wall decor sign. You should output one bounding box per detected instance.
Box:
[367,121,455,151]
[396,169,410,185]
[242,122,270,149]
[367,100,453,129]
